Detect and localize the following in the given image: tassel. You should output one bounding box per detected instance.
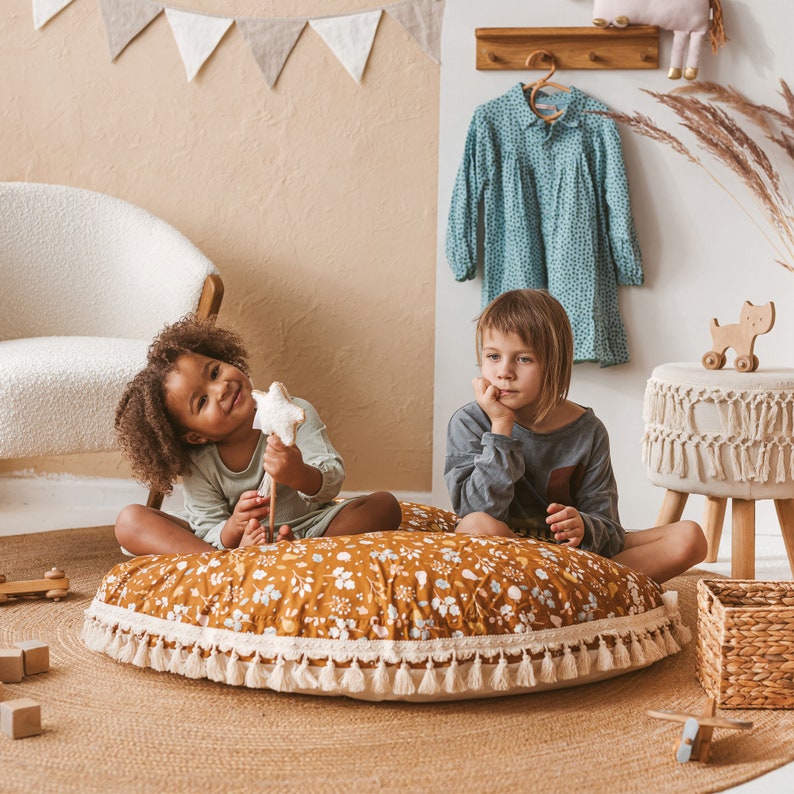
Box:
[291,656,318,690]
[372,658,390,695]
[539,650,556,684]
[490,654,511,691]
[642,634,663,663]
[467,654,483,690]
[776,443,786,484]
[206,648,227,682]
[118,634,137,665]
[663,626,681,655]
[612,636,631,669]
[672,621,692,646]
[132,635,150,668]
[393,661,416,696]
[629,634,646,666]
[244,653,269,688]
[444,657,467,694]
[84,622,107,653]
[577,642,591,677]
[653,630,668,658]
[340,659,367,694]
[418,660,439,696]
[516,652,536,688]
[318,660,338,692]
[267,656,289,692]
[168,642,185,675]
[596,637,614,672]
[184,645,205,679]
[150,637,169,672]
[107,630,124,660]
[558,645,577,681]
[661,590,679,611]
[226,650,246,686]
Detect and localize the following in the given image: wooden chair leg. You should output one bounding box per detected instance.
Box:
[702,496,727,563]
[146,489,164,510]
[731,499,755,579]
[773,498,794,577]
[656,490,689,526]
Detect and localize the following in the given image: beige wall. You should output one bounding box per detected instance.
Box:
[1,0,438,492]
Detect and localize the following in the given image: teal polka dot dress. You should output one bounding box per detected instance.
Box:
[446,83,643,367]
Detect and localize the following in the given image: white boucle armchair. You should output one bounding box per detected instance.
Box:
[0,181,224,509]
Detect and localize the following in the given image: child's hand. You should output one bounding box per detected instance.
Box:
[263,434,322,495]
[472,377,515,435]
[546,503,585,547]
[221,490,270,548]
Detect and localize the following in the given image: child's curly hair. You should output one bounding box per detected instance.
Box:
[115,315,251,495]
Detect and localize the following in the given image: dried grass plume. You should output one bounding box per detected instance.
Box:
[606,80,794,273]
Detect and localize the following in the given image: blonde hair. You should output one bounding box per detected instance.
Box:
[475,289,573,424]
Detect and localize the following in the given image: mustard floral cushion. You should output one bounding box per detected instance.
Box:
[82,502,690,701]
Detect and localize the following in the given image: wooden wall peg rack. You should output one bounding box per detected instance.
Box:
[476,27,659,71]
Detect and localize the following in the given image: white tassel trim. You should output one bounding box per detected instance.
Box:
[81,593,690,700]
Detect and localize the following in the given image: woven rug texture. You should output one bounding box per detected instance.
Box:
[1,526,793,794]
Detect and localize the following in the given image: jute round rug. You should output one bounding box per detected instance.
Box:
[1,526,793,793]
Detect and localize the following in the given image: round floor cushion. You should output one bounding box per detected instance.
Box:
[83,503,690,701]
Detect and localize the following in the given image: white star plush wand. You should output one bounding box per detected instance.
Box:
[252,382,306,543]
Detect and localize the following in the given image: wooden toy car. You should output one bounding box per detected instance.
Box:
[702,300,775,372]
[0,568,70,602]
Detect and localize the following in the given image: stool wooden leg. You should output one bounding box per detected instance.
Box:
[731,499,755,579]
[656,490,689,526]
[702,496,727,563]
[773,499,794,577]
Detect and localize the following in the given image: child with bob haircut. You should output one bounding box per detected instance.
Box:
[114,315,402,555]
[444,289,706,584]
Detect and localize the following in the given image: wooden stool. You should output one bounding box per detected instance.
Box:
[642,363,794,579]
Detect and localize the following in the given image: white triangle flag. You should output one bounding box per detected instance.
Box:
[164,9,233,82]
[32,0,75,30]
[387,0,445,64]
[309,10,382,84]
[99,0,163,61]
[237,18,307,89]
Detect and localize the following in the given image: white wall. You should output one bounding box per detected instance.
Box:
[433,0,794,531]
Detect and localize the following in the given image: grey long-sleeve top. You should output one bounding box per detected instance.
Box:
[444,401,625,557]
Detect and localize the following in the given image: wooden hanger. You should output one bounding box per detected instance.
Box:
[523,50,570,123]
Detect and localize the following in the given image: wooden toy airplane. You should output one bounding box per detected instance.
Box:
[647,697,753,763]
[0,568,70,603]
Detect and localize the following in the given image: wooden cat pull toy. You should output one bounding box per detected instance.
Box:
[702,300,775,373]
[0,568,70,603]
[252,382,305,543]
[647,697,753,764]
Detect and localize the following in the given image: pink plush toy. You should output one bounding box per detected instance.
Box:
[592,0,727,80]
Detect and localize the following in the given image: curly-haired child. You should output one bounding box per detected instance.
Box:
[114,315,402,555]
[445,289,707,583]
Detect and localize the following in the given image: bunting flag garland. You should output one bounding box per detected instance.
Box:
[237,18,307,89]
[386,0,444,63]
[165,8,233,82]
[309,11,382,84]
[32,0,445,87]
[99,0,163,61]
[32,0,75,29]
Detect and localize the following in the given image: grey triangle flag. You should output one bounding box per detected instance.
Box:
[99,0,163,61]
[237,18,307,89]
[387,0,445,64]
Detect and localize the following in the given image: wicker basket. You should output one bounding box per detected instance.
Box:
[697,579,794,709]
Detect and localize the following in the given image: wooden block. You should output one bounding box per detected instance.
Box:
[0,649,24,683]
[14,640,50,675]
[0,698,42,739]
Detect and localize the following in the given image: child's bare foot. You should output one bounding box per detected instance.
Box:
[239,519,267,547]
[276,525,295,542]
